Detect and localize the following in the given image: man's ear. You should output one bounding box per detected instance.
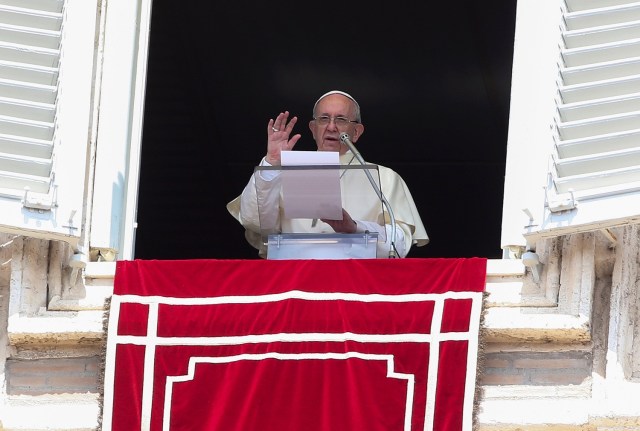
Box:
[308,120,316,138]
[352,123,365,142]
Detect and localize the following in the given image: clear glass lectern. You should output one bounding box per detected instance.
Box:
[253,163,386,259]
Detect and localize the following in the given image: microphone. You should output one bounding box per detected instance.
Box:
[339,133,363,163]
[339,133,399,258]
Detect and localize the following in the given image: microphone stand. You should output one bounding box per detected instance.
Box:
[339,133,398,258]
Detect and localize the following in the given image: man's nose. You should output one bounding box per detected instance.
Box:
[327,118,339,131]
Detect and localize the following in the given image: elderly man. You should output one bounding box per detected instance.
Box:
[227,90,428,258]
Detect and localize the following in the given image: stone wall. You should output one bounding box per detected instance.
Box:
[6,356,100,396]
[1,229,640,430]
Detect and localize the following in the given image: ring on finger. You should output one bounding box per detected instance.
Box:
[272,127,279,132]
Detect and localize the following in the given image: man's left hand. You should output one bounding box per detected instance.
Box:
[321,209,357,233]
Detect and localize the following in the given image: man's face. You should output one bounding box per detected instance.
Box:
[309,94,364,154]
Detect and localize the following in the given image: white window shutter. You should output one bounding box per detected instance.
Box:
[0,0,96,248]
[502,0,640,249]
[0,1,59,198]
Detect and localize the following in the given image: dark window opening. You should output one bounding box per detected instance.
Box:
[134,2,517,260]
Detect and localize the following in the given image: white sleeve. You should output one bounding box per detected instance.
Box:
[354,220,408,258]
[238,158,281,234]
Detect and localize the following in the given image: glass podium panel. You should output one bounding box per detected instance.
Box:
[267,232,379,260]
[253,163,385,259]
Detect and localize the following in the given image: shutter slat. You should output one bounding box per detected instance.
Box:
[0,0,63,14]
[0,169,49,193]
[555,147,640,176]
[565,3,640,30]
[554,165,640,193]
[0,133,52,158]
[0,151,51,176]
[558,111,640,140]
[560,75,640,103]
[0,23,60,49]
[566,0,640,13]
[0,115,53,140]
[0,60,57,86]
[563,20,640,48]
[0,79,56,103]
[0,98,55,122]
[0,6,62,31]
[556,129,640,158]
[0,43,59,68]
[562,39,640,68]
[561,57,640,85]
[559,93,640,121]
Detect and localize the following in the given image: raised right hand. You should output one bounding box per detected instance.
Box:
[265,111,302,165]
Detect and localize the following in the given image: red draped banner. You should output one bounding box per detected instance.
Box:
[101,258,486,431]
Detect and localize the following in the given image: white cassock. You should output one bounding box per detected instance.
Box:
[227,152,429,258]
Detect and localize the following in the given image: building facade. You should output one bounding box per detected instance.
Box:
[0,0,638,429]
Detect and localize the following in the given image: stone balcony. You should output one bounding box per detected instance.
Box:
[4,228,640,430]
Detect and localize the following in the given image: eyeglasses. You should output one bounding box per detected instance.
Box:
[313,115,359,127]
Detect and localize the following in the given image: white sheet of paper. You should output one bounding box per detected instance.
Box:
[280,151,342,220]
